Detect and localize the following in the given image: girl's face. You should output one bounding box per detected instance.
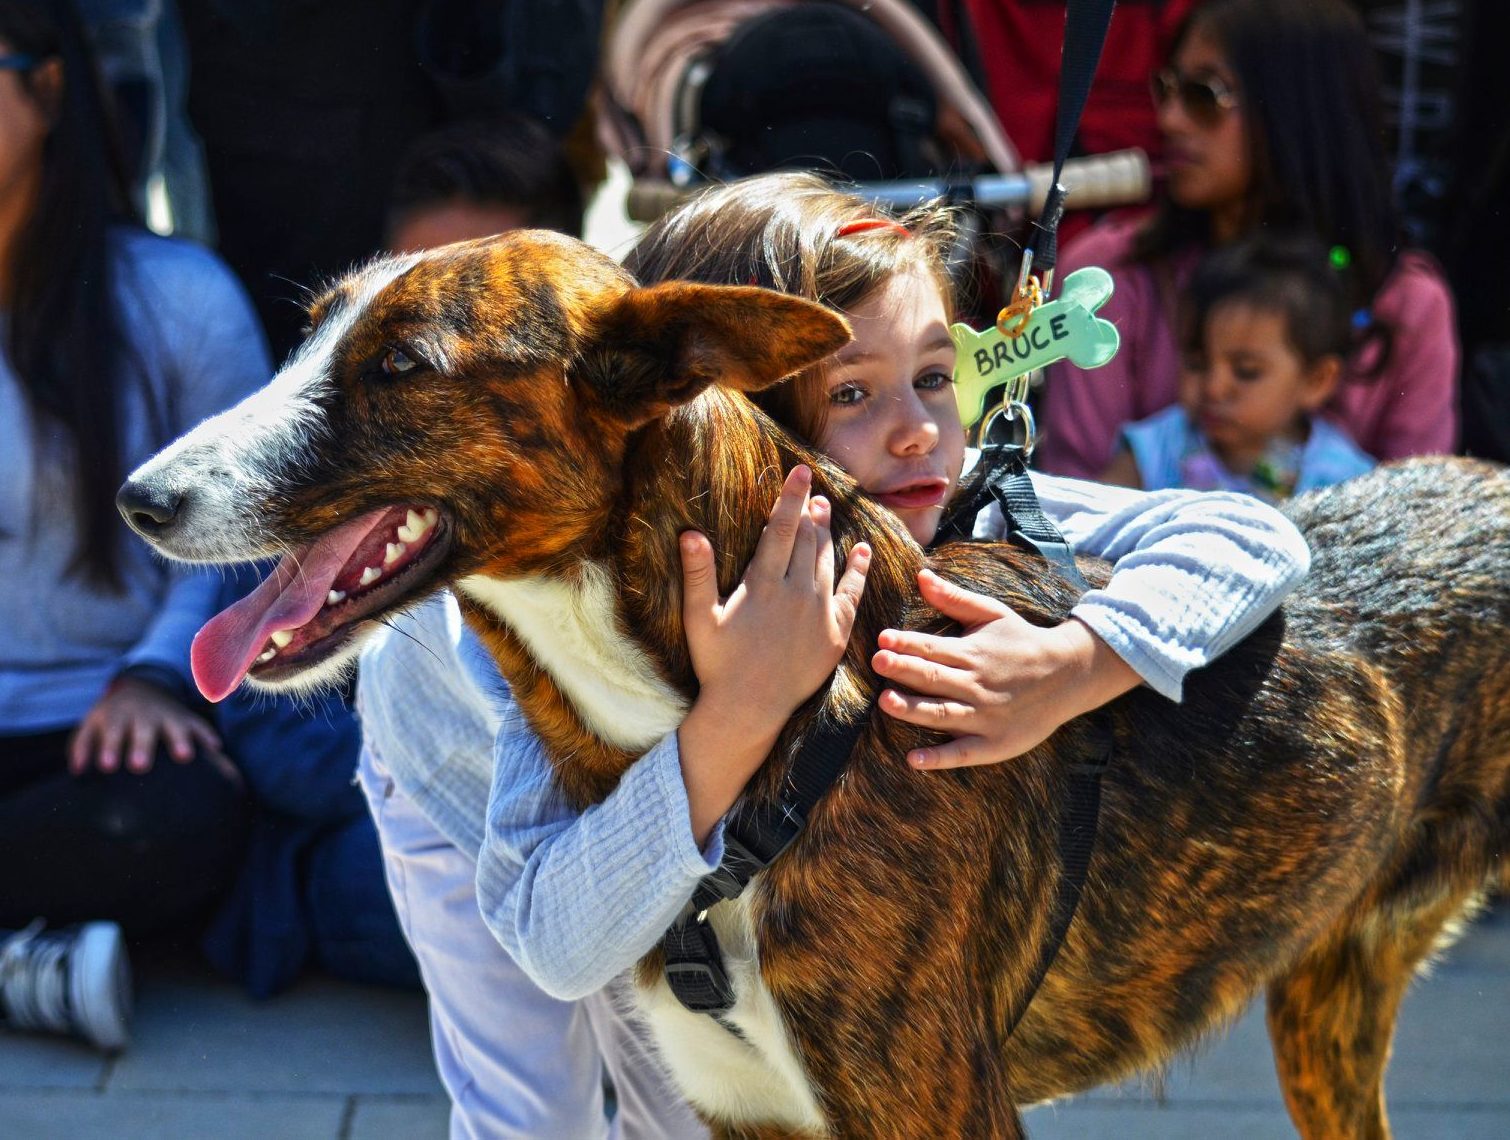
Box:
[815,266,965,545]
[1178,302,1340,460]
[1157,25,1251,218]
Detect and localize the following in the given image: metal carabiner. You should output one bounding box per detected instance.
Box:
[978,399,1038,457]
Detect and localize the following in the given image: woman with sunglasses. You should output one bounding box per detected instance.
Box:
[1037,0,1458,480]
[0,0,267,1049]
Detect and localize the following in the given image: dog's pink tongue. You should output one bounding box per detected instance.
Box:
[191,510,389,702]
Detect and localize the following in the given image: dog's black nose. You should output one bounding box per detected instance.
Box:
[116,480,183,538]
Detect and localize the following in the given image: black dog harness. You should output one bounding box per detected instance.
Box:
[660,444,1110,1039]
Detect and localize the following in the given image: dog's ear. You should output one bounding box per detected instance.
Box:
[577,282,851,424]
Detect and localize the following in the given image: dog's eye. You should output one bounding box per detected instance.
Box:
[380,347,419,376]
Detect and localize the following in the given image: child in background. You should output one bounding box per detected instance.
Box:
[384,113,584,252]
[1103,235,1375,501]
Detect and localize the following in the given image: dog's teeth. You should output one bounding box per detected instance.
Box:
[270,629,294,648]
[385,541,406,565]
[327,589,346,606]
[397,508,436,544]
[359,566,382,586]
[255,648,277,664]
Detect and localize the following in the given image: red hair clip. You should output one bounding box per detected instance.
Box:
[836,218,910,239]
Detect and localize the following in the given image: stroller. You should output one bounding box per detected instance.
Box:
[597,0,1149,321]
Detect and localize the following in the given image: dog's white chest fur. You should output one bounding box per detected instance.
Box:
[460,562,826,1131]
[640,894,828,1132]
[458,563,687,751]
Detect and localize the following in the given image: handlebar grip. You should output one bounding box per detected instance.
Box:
[624,148,1152,222]
[1027,149,1151,213]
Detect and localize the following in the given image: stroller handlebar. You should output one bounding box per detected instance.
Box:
[625,149,1151,223]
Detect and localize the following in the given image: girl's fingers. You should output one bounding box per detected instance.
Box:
[906,737,997,770]
[917,568,1013,626]
[96,721,124,774]
[127,719,156,773]
[749,466,811,582]
[874,627,975,669]
[877,687,975,731]
[163,721,196,764]
[189,719,223,756]
[872,650,975,701]
[67,723,95,776]
[789,503,818,582]
[811,497,835,592]
[831,543,871,633]
[679,530,720,630]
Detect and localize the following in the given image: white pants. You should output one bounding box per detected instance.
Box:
[357,747,708,1140]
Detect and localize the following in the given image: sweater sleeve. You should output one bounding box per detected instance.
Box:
[475,705,725,1000]
[975,472,1311,700]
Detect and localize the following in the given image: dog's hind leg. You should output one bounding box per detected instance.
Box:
[1263,888,1477,1140]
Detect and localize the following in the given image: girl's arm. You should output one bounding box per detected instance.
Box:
[476,466,869,999]
[874,475,1309,768]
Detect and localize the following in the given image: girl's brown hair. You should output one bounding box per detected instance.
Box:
[625,172,957,443]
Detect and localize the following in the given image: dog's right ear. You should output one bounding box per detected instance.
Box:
[577,282,851,426]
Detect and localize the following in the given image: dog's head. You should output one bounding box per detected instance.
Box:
[119,229,849,701]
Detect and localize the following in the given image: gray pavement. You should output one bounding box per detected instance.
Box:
[1,905,1505,1138]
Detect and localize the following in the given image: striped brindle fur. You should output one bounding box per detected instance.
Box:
[120,230,1510,1138]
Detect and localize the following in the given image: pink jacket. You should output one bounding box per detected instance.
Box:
[1036,213,1461,479]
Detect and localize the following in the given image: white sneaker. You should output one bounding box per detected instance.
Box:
[0,920,132,1051]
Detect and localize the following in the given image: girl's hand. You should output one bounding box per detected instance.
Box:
[676,465,870,842]
[68,676,237,784]
[873,569,1139,769]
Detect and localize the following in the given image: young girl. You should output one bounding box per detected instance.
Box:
[1103,234,1375,501]
[1038,0,1458,479]
[354,172,1310,1136]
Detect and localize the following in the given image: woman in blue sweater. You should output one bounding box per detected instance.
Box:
[0,0,266,1049]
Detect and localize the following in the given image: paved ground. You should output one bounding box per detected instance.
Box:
[2,904,1505,1138]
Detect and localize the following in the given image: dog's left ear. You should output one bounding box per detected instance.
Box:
[578,282,851,424]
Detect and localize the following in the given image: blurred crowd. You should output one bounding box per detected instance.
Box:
[0,0,1500,1060]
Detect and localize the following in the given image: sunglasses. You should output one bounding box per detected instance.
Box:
[0,53,38,72]
[1150,68,1240,127]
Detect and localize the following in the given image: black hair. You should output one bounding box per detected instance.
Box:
[1182,233,1351,366]
[1136,0,1401,353]
[387,114,585,239]
[1,0,139,587]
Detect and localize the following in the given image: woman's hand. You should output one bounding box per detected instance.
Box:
[68,676,236,783]
[676,465,870,843]
[874,569,1139,769]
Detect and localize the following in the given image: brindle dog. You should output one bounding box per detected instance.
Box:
[117,231,1510,1138]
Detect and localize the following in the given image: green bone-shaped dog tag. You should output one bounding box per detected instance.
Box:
[952,266,1120,428]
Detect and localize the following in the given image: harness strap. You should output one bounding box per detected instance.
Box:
[1002,740,1112,1039]
[662,715,867,1016]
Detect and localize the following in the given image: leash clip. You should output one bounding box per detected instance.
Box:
[979,399,1038,458]
[995,275,1043,340]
